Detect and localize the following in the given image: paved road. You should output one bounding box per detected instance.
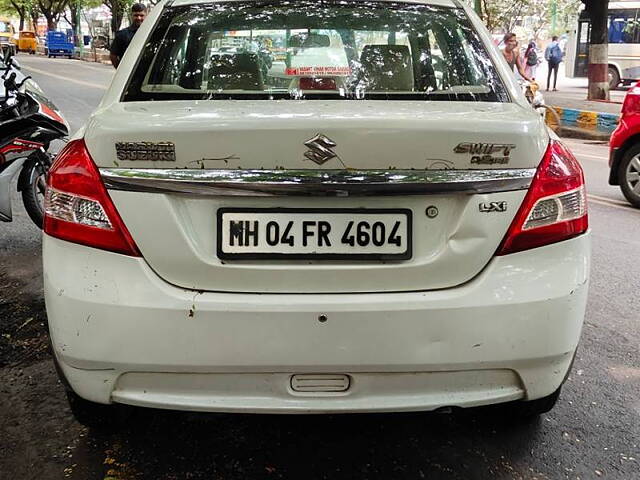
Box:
[1,56,639,480]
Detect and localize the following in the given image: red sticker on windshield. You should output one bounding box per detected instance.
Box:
[286,66,352,76]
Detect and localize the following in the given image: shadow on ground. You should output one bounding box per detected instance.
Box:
[68,403,544,479]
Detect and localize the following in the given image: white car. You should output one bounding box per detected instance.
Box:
[44,0,590,427]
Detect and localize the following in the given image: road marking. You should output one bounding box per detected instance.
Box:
[574,152,608,161]
[588,194,638,211]
[21,64,108,90]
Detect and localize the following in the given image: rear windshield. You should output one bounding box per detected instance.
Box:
[123,0,508,102]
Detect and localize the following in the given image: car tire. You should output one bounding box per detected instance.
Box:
[618,146,640,208]
[608,66,621,90]
[52,354,131,430]
[506,387,561,419]
[65,389,131,431]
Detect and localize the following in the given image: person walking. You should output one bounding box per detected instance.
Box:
[524,41,540,80]
[501,33,532,81]
[109,3,147,69]
[545,36,563,91]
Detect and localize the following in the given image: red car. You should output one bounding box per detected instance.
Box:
[610,86,640,207]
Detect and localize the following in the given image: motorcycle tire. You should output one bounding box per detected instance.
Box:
[21,155,50,229]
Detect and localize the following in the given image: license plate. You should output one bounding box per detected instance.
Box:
[217,208,412,260]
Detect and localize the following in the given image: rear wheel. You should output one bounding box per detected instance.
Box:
[608,66,621,90]
[21,155,50,228]
[65,389,131,431]
[53,355,131,430]
[506,387,561,419]
[618,146,640,208]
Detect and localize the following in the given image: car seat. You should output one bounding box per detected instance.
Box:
[207,52,264,91]
[356,45,414,91]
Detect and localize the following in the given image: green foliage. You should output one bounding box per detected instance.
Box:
[103,0,133,34]
[0,0,33,18]
[0,0,39,31]
[0,0,14,16]
[473,0,582,35]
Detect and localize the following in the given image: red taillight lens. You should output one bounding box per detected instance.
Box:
[496,140,588,256]
[622,85,640,116]
[44,139,141,257]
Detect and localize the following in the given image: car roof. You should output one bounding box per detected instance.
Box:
[171,0,458,8]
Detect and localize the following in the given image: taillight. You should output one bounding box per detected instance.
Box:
[496,140,588,256]
[622,85,640,116]
[44,139,141,257]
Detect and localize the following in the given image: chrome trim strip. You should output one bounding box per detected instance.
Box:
[101,168,536,197]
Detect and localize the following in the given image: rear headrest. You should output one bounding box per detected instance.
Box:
[357,45,414,91]
[207,52,264,91]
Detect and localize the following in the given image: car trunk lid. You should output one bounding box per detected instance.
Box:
[85,100,546,293]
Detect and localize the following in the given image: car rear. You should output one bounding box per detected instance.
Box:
[44,0,590,416]
[609,86,640,207]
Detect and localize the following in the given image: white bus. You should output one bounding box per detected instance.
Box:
[566,1,640,88]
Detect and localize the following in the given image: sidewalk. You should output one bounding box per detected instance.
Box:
[534,62,623,140]
[36,45,112,65]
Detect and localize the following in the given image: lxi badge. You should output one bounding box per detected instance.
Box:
[479,201,507,213]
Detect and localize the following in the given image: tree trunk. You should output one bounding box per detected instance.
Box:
[111,5,125,37]
[10,2,27,31]
[30,12,40,32]
[585,0,609,100]
[66,5,80,47]
[45,16,56,31]
[474,0,481,15]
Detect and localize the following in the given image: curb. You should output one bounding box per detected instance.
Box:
[555,126,612,141]
[35,45,112,65]
[546,106,618,141]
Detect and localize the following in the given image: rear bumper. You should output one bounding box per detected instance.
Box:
[45,233,590,413]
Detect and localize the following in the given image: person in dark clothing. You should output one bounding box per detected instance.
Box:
[545,35,563,91]
[110,3,147,69]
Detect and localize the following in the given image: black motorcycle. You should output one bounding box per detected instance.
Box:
[0,52,69,228]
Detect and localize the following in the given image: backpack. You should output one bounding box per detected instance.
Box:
[526,48,538,66]
[549,44,563,64]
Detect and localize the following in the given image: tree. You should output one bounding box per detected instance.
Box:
[103,0,131,37]
[480,0,531,33]
[37,0,66,30]
[580,0,609,100]
[0,0,41,31]
[0,0,24,30]
[475,0,581,37]
[28,0,39,31]
[62,0,100,46]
